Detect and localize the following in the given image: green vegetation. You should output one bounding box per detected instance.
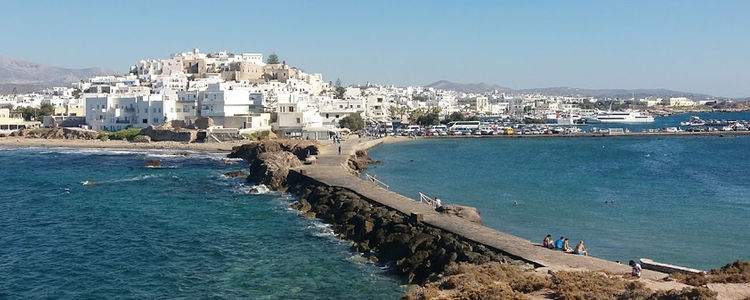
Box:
[98,128,142,141]
[339,114,364,131]
[15,103,55,121]
[266,53,280,64]
[409,107,441,125]
[388,105,409,121]
[241,133,258,141]
[442,111,478,124]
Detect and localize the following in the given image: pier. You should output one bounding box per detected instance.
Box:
[300,137,678,281]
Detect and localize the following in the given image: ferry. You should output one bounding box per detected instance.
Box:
[585,111,655,123]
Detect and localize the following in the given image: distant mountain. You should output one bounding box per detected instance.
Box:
[515,87,713,99]
[425,80,512,93]
[425,80,716,99]
[0,55,117,94]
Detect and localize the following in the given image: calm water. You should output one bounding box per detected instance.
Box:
[367,128,750,270]
[0,147,403,299]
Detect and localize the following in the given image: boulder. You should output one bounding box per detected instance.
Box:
[246,151,303,190]
[131,135,151,143]
[144,160,162,168]
[436,205,483,224]
[223,171,247,178]
[228,140,320,161]
[290,199,312,213]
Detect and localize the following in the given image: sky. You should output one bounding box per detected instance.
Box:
[1,0,749,97]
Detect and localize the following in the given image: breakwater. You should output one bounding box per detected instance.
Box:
[230,138,670,283]
[284,170,524,284]
[229,139,527,284]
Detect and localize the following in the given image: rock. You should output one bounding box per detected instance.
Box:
[368,255,379,263]
[131,135,151,143]
[140,125,196,142]
[290,199,312,213]
[347,150,381,172]
[223,171,247,178]
[144,160,162,168]
[246,151,303,190]
[228,140,320,161]
[436,204,483,224]
[301,211,316,219]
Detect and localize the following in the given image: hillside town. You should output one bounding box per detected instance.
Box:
[1,49,748,139]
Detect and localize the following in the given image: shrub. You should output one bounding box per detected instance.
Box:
[99,134,110,141]
[104,128,142,141]
[649,287,717,300]
[242,133,258,141]
[671,260,750,286]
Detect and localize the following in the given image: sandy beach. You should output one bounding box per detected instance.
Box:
[0,137,250,152]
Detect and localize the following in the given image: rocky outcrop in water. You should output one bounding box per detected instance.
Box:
[347,150,381,172]
[228,140,319,190]
[228,140,319,161]
[285,172,522,284]
[223,171,247,178]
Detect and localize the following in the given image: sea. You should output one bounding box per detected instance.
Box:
[0,148,404,299]
[366,112,750,271]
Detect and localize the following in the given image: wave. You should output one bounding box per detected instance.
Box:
[231,183,272,195]
[81,174,161,186]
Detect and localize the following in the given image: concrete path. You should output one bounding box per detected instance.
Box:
[302,137,675,282]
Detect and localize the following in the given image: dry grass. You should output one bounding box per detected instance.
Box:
[404,262,720,300]
[671,260,750,286]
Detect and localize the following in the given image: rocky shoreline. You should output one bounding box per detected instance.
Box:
[229,140,529,285]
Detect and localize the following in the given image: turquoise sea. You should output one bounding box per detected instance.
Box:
[366,113,750,270]
[0,148,403,299]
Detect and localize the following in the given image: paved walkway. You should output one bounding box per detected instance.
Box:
[302,137,671,281]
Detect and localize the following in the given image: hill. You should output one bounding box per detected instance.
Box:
[425,80,512,93]
[425,80,716,99]
[0,55,117,94]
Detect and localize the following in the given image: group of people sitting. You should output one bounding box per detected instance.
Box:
[542,234,588,256]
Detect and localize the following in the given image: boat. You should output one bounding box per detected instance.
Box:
[680,116,706,126]
[585,111,655,123]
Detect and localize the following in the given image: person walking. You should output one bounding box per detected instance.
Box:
[338,144,342,155]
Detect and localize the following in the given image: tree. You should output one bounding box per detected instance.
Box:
[335,78,342,87]
[339,114,364,131]
[40,103,55,116]
[409,108,425,123]
[266,53,280,64]
[388,105,409,120]
[72,89,81,99]
[335,86,346,99]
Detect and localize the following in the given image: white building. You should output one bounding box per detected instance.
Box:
[85,92,176,131]
[667,97,696,107]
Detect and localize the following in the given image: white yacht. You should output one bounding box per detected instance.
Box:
[585,111,655,123]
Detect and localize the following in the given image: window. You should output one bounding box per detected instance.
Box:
[335,115,339,118]
[143,119,148,124]
[296,118,300,124]
[289,106,294,112]
[326,113,329,118]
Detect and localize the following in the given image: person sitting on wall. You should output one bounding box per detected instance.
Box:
[574,240,588,256]
[554,236,565,249]
[562,238,574,253]
[543,234,553,248]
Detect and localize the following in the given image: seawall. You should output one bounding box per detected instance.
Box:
[233,137,674,284]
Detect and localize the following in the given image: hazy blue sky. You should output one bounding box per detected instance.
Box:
[1,1,748,97]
